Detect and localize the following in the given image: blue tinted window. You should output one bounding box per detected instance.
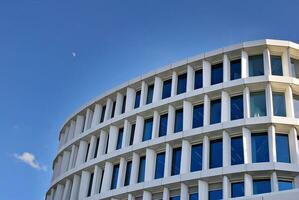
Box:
[87,172,94,196]
[170,196,180,200]
[94,137,100,158]
[138,157,146,183]
[191,144,203,172]
[177,73,187,94]
[252,133,269,163]
[273,92,286,116]
[209,189,222,200]
[110,164,119,189]
[99,169,104,193]
[231,182,244,198]
[111,101,116,118]
[174,109,183,133]
[171,147,182,175]
[278,180,293,191]
[189,193,198,200]
[105,134,109,154]
[100,105,106,123]
[249,55,264,77]
[209,139,223,168]
[155,152,165,179]
[271,55,283,76]
[276,134,290,163]
[210,99,221,124]
[129,124,135,146]
[293,94,299,118]
[121,95,126,114]
[230,59,241,80]
[143,118,153,141]
[291,58,299,78]
[211,63,223,85]
[116,128,123,150]
[193,104,204,128]
[231,136,244,165]
[159,113,168,137]
[231,95,243,120]
[162,79,172,99]
[250,91,266,117]
[194,69,203,89]
[146,84,154,104]
[253,179,271,194]
[124,161,132,186]
[134,90,141,109]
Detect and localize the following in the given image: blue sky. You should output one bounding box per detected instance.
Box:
[1,0,299,199]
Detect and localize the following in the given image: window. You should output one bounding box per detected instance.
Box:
[293,94,299,118]
[209,139,222,168]
[278,180,293,191]
[249,55,264,76]
[211,63,223,85]
[143,118,153,141]
[273,92,286,116]
[174,109,183,133]
[210,99,221,124]
[194,69,203,89]
[291,58,299,78]
[111,164,119,189]
[171,147,182,176]
[105,134,109,154]
[252,133,269,163]
[138,156,146,183]
[209,189,222,200]
[159,113,168,137]
[231,182,244,198]
[155,152,165,179]
[250,91,266,117]
[87,172,94,197]
[111,101,116,118]
[134,90,141,109]
[162,79,172,99]
[99,169,104,193]
[191,144,203,172]
[253,179,271,194]
[177,73,187,94]
[94,137,100,158]
[100,105,106,123]
[193,104,204,128]
[189,193,198,200]
[170,196,180,200]
[116,128,123,150]
[85,143,90,162]
[271,55,283,76]
[231,136,244,165]
[276,134,290,163]
[230,59,241,80]
[121,95,126,114]
[129,124,135,145]
[146,84,154,104]
[231,95,243,120]
[124,161,132,186]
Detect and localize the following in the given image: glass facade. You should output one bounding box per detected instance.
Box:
[146,84,154,104]
[116,128,123,150]
[191,144,203,172]
[159,113,168,137]
[291,58,299,78]
[155,152,165,179]
[250,91,266,117]
[211,63,223,85]
[171,147,182,176]
[177,73,187,94]
[230,59,241,80]
[253,179,271,194]
[174,109,183,133]
[143,118,153,141]
[231,95,243,120]
[209,139,222,168]
[249,55,264,77]
[252,133,269,163]
[138,156,146,183]
[231,182,244,198]
[194,69,203,89]
[210,99,221,124]
[271,55,283,76]
[209,189,222,200]
[278,180,293,191]
[273,92,286,116]
[162,79,172,99]
[124,161,132,186]
[170,196,180,200]
[276,134,290,163]
[111,164,119,189]
[189,193,198,200]
[231,136,244,165]
[134,90,141,109]
[129,124,135,146]
[293,94,299,118]
[193,104,204,128]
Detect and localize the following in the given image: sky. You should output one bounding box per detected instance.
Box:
[0,0,299,199]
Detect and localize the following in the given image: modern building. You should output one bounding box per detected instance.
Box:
[46,39,299,200]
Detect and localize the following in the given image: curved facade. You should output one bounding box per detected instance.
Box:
[46,39,299,200]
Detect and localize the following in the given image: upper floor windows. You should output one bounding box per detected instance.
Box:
[143,118,153,141]
[293,94,299,118]
[124,161,132,186]
[230,95,243,120]
[189,193,198,200]
[171,147,182,176]
[177,73,187,94]
[146,84,154,104]
[251,133,269,163]
[250,91,266,117]
[134,90,141,109]
[138,156,146,183]
[111,164,119,189]
[211,63,223,85]
[209,139,222,168]
[159,113,168,137]
[273,92,286,116]
[231,136,244,165]
[174,108,183,133]
[100,105,106,123]
[271,55,283,76]
[129,124,135,146]
[276,133,290,163]
[116,128,123,150]
[230,59,241,80]
[111,101,116,118]
[231,181,244,198]
[194,69,203,89]
[121,95,126,114]
[191,143,203,172]
[291,58,299,78]
[253,179,271,195]
[209,188,222,200]
[278,180,293,191]
[193,104,204,128]
[249,55,264,77]
[87,172,94,197]
[210,99,221,124]
[155,152,165,179]
[162,79,172,99]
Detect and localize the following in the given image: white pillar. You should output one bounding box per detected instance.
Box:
[75,140,88,166]
[143,191,152,200]
[68,145,76,170]
[125,87,136,112]
[221,91,229,122]
[286,85,295,118]
[133,115,144,144]
[223,131,231,167]
[78,170,90,199]
[289,128,299,164]
[203,94,210,126]
[54,184,64,200]
[181,183,189,200]
[181,140,191,174]
[202,136,209,170]
[104,98,113,121]
[84,108,93,131]
[167,105,175,134]
[123,120,131,147]
[108,126,118,153]
[63,126,70,144]
[295,175,299,188]
[241,50,249,78]
[128,194,135,200]
[263,48,272,75]
[152,110,160,139]
[145,148,155,181]
[130,152,140,184]
[198,180,208,200]
[243,87,250,118]
[183,100,192,131]
[115,92,124,116]
[266,84,273,117]
[223,176,230,200]
[60,151,71,173]
[268,125,277,162]
[91,104,102,128]
[68,120,76,140]
[282,47,291,76]
[271,171,279,192]
[117,157,126,188]
[187,65,195,92]
[171,71,178,97]
[87,135,97,161]
[140,81,148,106]
[163,187,170,200]
[91,165,103,195]
[203,60,211,87]
[244,174,253,196]
[98,130,108,156]
[223,54,230,82]
[243,128,252,164]
[70,174,81,200]
[74,115,84,136]
[153,76,163,102]
[101,162,113,192]
[164,143,173,177]
[62,179,72,200]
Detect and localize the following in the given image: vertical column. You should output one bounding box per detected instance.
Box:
[56,156,63,177]
[263,48,272,75]
[104,98,113,121]
[128,194,135,200]
[286,85,295,118]
[63,126,70,144]
[60,151,71,173]
[143,191,152,200]
[140,81,148,106]
[117,157,126,188]
[83,108,93,132]
[266,84,273,117]
[203,60,211,87]
[181,140,191,174]
[243,87,250,118]
[202,136,209,170]
[108,126,118,153]
[282,47,291,77]
[223,131,231,167]
[203,95,210,126]
[153,76,163,102]
[223,176,230,200]
[167,105,175,134]
[54,184,64,200]
[101,162,113,192]
[87,135,97,161]
[68,120,76,140]
[164,143,173,177]
[49,188,55,200]
[91,165,103,195]
[133,115,144,144]
[115,92,124,116]
[244,174,253,196]
[163,187,170,200]
[91,104,102,128]
[68,145,76,170]
[130,152,140,184]
[198,180,208,200]
[125,87,136,112]
[62,179,72,200]
[145,148,155,181]
[98,130,108,156]
[223,54,230,82]
[183,100,192,131]
[70,174,81,200]
[74,115,84,136]
[271,171,279,192]
[181,183,189,200]
[171,71,178,97]
[241,50,249,78]
[78,170,90,199]
[289,128,299,164]
[75,140,88,166]
[221,91,229,122]
[123,120,131,147]
[243,128,252,164]
[187,65,195,92]
[152,110,160,139]
[268,125,277,162]
[295,175,299,188]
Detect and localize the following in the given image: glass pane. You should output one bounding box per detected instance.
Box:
[293,94,299,118]
[231,136,244,165]
[111,101,116,118]
[211,63,223,85]
[116,128,123,150]
[121,95,126,114]
[251,133,269,163]
[189,193,198,200]
[273,92,286,116]
[143,118,153,141]
[129,124,135,145]
[210,99,221,124]
[231,95,243,120]
[194,69,203,89]
[170,196,180,200]
[271,55,283,76]
[253,179,271,194]
[100,105,106,123]
[134,90,141,108]
[177,73,187,94]
[162,79,172,99]
[291,58,299,78]
[276,134,290,163]
[231,182,244,198]
[155,152,165,179]
[209,189,222,200]
[111,164,119,189]
[146,84,154,104]
[230,59,241,80]
[87,172,94,196]
[249,55,264,77]
[138,157,146,183]
[193,104,204,128]
[171,147,181,175]
[209,139,223,168]
[159,113,168,137]
[250,91,266,117]
[278,180,293,191]
[174,109,183,133]
[191,144,203,172]
[124,161,132,186]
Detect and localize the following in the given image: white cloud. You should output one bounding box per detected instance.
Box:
[14,152,47,171]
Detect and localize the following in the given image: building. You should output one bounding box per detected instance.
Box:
[46,39,299,200]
